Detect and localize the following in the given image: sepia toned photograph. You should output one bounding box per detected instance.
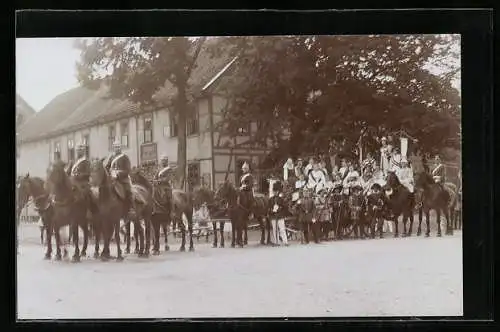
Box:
[16,34,462,319]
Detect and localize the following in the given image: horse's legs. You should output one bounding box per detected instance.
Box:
[151,215,160,255]
[259,217,266,245]
[54,227,63,260]
[44,224,52,259]
[417,207,423,236]
[71,218,81,263]
[425,210,431,237]
[436,209,442,237]
[187,212,195,252]
[266,217,272,245]
[81,223,89,257]
[101,222,112,260]
[178,215,187,252]
[244,220,248,245]
[93,222,101,259]
[393,215,399,238]
[114,221,124,261]
[444,208,453,236]
[231,218,236,248]
[407,212,414,236]
[219,221,225,248]
[134,219,145,257]
[211,221,218,248]
[124,219,131,254]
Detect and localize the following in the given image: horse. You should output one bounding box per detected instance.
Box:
[384,171,415,237]
[16,174,52,250]
[191,186,227,248]
[215,181,251,248]
[46,161,90,262]
[126,169,153,256]
[414,172,457,237]
[365,191,386,239]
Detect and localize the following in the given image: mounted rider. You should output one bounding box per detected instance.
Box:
[239,161,255,210]
[431,155,446,188]
[105,140,133,212]
[396,157,415,194]
[70,142,98,215]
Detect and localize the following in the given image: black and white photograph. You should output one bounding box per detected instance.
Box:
[16,34,462,319]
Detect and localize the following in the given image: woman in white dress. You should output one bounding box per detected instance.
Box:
[379,137,393,176]
[307,162,327,194]
[396,158,414,193]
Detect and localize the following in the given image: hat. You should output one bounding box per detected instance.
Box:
[160,155,168,161]
[242,161,250,170]
[371,183,382,191]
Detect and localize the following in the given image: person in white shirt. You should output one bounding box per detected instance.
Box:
[338,158,349,180]
[380,137,393,176]
[307,161,327,194]
[303,157,315,177]
[361,169,374,196]
[295,173,307,190]
[396,158,414,193]
[283,158,295,182]
[343,164,361,193]
[389,147,402,173]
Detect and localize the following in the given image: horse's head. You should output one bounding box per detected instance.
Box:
[385,171,397,187]
[16,175,33,215]
[47,160,68,187]
[192,186,215,211]
[90,158,107,187]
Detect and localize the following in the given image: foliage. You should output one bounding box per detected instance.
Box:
[75,37,207,188]
[208,35,461,163]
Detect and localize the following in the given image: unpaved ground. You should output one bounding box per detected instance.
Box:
[17,223,463,319]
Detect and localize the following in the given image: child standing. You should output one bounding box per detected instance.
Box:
[268,180,290,246]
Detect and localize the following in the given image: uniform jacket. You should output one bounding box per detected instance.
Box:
[110,153,131,178]
[431,163,446,181]
[155,166,174,185]
[240,172,254,191]
[71,157,91,180]
[268,193,290,219]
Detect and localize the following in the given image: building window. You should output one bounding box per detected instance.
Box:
[108,124,116,151]
[53,141,61,161]
[67,138,75,162]
[187,106,199,136]
[170,112,178,137]
[170,106,199,137]
[120,120,129,148]
[187,162,201,192]
[82,134,89,157]
[143,116,153,143]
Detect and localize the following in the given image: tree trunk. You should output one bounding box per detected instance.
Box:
[176,85,188,190]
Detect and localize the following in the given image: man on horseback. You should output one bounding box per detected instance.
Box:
[431,155,446,189]
[240,161,255,208]
[396,158,414,194]
[70,142,98,216]
[105,140,133,212]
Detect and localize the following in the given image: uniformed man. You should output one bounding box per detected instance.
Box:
[240,161,254,211]
[431,155,446,188]
[155,155,176,188]
[71,143,98,215]
[105,140,133,212]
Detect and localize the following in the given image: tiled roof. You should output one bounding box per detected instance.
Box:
[19,42,235,143]
[18,87,96,142]
[16,94,36,117]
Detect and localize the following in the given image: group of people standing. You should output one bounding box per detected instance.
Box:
[281,138,447,197]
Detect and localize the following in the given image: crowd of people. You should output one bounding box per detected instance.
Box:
[280,137,446,197]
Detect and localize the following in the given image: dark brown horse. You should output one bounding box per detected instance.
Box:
[126,169,153,257]
[385,171,415,237]
[191,186,227,248]
[215,181,250,248]
[414,172,457,237]
[16,174,52,251]
[141,170,194,254]
[46,161,89,262]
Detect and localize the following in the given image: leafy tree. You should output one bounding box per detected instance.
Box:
[75,37,207,188]
[210,35,461,164]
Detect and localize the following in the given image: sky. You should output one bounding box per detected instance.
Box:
[16,38,81,111]
[16,36,460,112]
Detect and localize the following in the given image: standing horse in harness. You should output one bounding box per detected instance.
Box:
[385,171,415,237]
[46,160,90,262]
[16,174,52,250]
[414,172,457,237]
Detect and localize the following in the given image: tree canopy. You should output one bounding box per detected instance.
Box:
[75,35,461,178]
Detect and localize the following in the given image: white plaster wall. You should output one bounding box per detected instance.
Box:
[17,141,50,178]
